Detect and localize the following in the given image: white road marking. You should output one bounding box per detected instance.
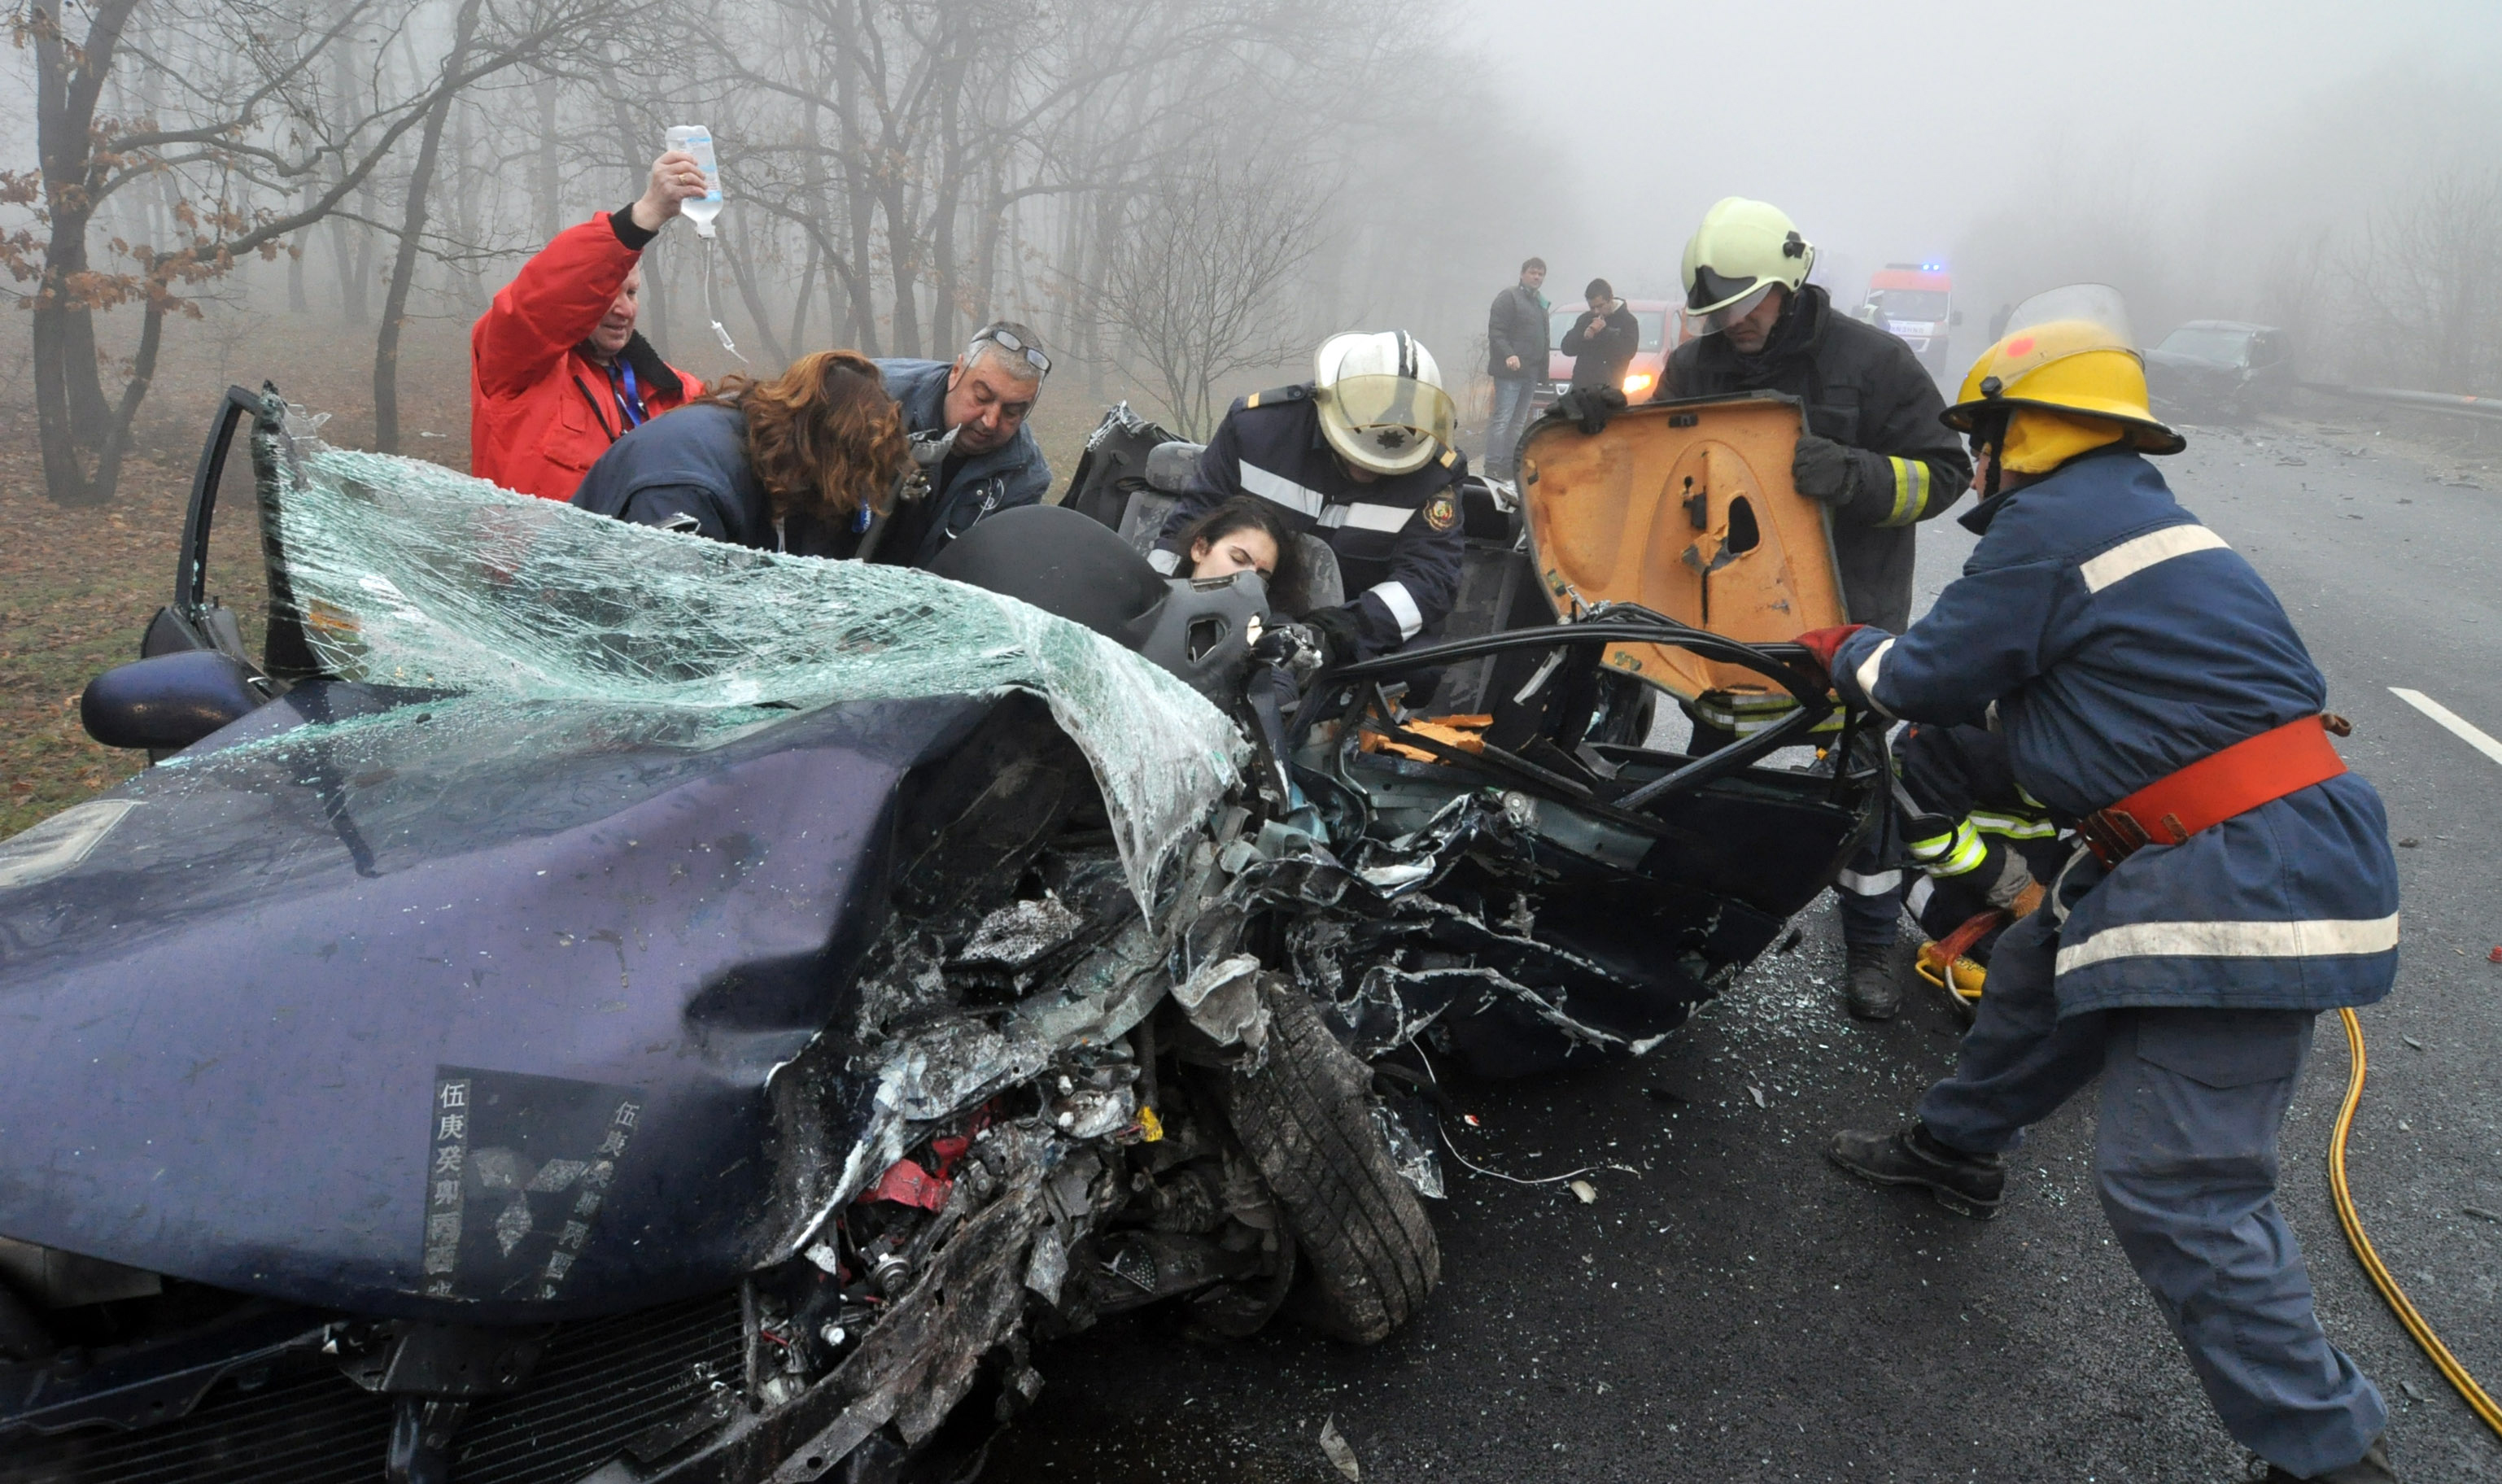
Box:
[2389,687,2502,767]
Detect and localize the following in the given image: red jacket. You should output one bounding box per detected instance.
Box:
[470,212,701,501]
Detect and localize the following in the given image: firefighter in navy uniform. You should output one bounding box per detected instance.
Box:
[1153,330,1466,666]
[1659,199,1975,1019]
[1810,286,2399,1484]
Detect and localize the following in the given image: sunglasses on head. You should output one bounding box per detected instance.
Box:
[971,326,1050,377]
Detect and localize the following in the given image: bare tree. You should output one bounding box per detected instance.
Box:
[3,0,612,503]
[1085,150,1328,436]
[2343,164,2502,393]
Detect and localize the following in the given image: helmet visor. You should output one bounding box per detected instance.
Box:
[1323,374,1456,452]
[2000,283,2137,356]
[1689,282,1775,336]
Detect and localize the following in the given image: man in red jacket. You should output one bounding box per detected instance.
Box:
[471,149,710,500]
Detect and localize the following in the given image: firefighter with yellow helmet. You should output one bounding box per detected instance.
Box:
[1802,286,2401,1483]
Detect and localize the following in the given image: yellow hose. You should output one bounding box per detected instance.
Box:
[2327,1006,2502,1437]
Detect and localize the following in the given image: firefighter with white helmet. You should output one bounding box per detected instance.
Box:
[1808,286,2401,1483]
[1154,330,1469,665]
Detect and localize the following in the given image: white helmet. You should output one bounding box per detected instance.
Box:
[1313,330,1455,476]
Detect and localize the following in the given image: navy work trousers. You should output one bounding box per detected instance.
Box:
[1918,908,2386,1477]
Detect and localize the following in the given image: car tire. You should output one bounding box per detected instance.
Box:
[1208,977,1439,1344]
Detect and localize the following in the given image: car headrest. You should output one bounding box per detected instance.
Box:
[926,504,1169,643]
[1145,442,1205,494]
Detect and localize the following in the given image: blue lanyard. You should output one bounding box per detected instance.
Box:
[614,362,647,430]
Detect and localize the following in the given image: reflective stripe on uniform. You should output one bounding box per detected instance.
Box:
[1836,867,1903,896]
[1908,818,1988,877]
[1238,460,1325,518]
[1368,580,1424,639]
[1853,638,1897,718]
[1905,875,1935,916]
[2054,911,2401,976]
[2078,524,2230,593]
[1689,692,1844,735]
[1880,456,1930,528]
[1968,810,2057,840]
[1318,501,1415,533]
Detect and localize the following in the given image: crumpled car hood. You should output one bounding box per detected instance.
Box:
[0,432,1244,1323]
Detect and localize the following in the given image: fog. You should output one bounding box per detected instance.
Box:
[1454,0,2502,378]
[7,0,2502,506]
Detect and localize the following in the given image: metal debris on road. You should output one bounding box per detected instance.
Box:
[1318,1414,1361,1481]
[2463,1207,2501,1223]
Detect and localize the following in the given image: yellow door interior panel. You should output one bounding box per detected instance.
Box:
[1517,395,1848,703]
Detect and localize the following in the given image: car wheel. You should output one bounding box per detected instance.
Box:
[1207,977,1439,1343]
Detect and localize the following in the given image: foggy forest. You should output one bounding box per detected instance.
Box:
[3,0,2497,509]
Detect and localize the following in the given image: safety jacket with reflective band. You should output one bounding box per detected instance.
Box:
[1828,447,2398,1015]
[1154,387,1467,660]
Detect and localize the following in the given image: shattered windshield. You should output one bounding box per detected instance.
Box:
[214,416,1243,910]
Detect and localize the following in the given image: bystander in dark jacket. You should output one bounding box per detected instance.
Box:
[1561,280,1640,392]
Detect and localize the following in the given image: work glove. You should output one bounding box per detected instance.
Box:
[1788,622,1867,692]
[1791,433,1859,504]
[1792,623,1866,673]
[1301,604,1365,666]
[1552,386,1628,436]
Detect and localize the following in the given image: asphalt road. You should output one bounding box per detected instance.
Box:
[984,409,2502,1484]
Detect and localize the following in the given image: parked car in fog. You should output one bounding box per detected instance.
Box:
[2145,320,2294,420]
[1536,299,1681,410]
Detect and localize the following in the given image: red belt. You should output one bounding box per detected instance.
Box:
[2077,714,2347,866]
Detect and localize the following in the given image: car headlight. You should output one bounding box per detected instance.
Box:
[1622,371,1655,397]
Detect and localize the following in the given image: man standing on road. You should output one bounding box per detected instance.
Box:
[1811,286,2400,1484]
[1483,258,1548,478]
[471,150,709,501]
[1153,330,1468,667]
[1661,198,1972,1018]
[871,321,1055,565]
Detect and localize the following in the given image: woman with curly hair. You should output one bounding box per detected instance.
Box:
[571,350,913,560]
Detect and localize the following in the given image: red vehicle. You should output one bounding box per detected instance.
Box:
[1858,264,1962,378]
[1536,298,1682,410]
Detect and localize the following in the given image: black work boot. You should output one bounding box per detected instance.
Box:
[1827,1120,2006,1220]
[2260,1438,2397,1482]
[1843,941,1902,1020]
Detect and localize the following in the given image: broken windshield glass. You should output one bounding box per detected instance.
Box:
[183,413,1244,911]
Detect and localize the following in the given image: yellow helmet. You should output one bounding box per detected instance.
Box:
[1943,284,2183,460]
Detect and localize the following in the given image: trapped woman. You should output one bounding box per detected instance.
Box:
[1177,496,1296,587]
[571,350,910,559]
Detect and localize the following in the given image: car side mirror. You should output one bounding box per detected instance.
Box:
[81,650,269,752]
[1950,310,1964,327]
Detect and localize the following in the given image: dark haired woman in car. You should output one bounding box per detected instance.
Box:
[571,350,912,560]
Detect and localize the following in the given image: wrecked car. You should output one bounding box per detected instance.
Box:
[0,386,1879,1482]
[2144,319,2295,421]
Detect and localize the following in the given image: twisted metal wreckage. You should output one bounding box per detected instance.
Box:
[0,388,1879,1482]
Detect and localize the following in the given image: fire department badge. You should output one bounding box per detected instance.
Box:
[1424,494,1459,532]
